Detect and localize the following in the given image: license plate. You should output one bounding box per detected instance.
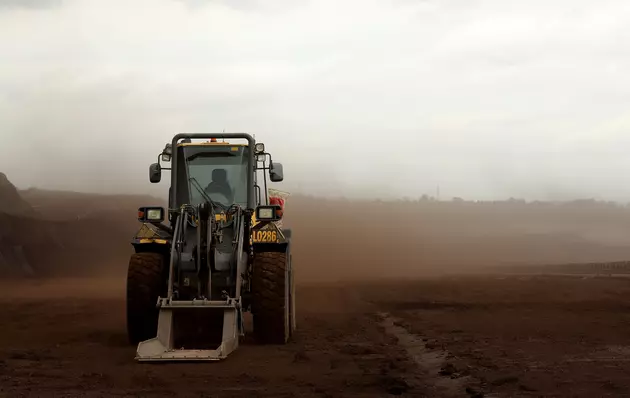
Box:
[252,230,278,242]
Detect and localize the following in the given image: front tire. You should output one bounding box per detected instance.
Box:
[126,252,166,345]
[251,251,291,344]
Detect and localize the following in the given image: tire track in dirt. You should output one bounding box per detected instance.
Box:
[378,312,490,398]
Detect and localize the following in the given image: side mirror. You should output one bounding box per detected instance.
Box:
[149,163,162,183]
[269,162,284,182]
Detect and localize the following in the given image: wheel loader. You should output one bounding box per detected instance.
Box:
[126,133,295,361]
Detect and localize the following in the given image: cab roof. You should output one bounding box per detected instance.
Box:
[177,141,248,147]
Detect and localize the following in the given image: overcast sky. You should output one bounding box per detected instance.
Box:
[1,0,630,201]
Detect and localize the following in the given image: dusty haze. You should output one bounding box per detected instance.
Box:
[2,0,630,201]
[4,182,630,281]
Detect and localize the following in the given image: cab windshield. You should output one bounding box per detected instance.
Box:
[175,145,249,208]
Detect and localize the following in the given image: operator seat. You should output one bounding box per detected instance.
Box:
[205,168,234,203]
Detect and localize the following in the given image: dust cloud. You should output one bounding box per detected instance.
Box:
[4,173,630,284]
[284,196,630,283]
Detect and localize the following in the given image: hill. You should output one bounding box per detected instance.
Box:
[0,176,162,277]
[0,172,35,216]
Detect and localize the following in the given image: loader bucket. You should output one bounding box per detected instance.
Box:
[135,300,241,361]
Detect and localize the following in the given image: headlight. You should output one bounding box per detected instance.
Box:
[147,208,163,220]
[138,206,165,223]
[255,143,265,153]
[258,208,274,219]
[161,143,172,161]
[255,205,281,221]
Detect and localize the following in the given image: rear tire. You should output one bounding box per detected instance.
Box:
[126,252,166,345]
[252,251,291,344]
[289,254,296,336]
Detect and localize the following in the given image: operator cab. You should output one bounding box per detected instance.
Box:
[174,142,250,209]
[147,135,285,221]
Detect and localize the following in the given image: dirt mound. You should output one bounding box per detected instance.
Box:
[0,173,35,216]
[0,181,162,277]
[0,212,55,276]
[0,174,44,275]
[20,188,165,221]
[0,210,138,277]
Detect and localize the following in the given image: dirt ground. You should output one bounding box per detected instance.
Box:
[364,274,630,397]
[0,277,423,398]
[3,275,630,397]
